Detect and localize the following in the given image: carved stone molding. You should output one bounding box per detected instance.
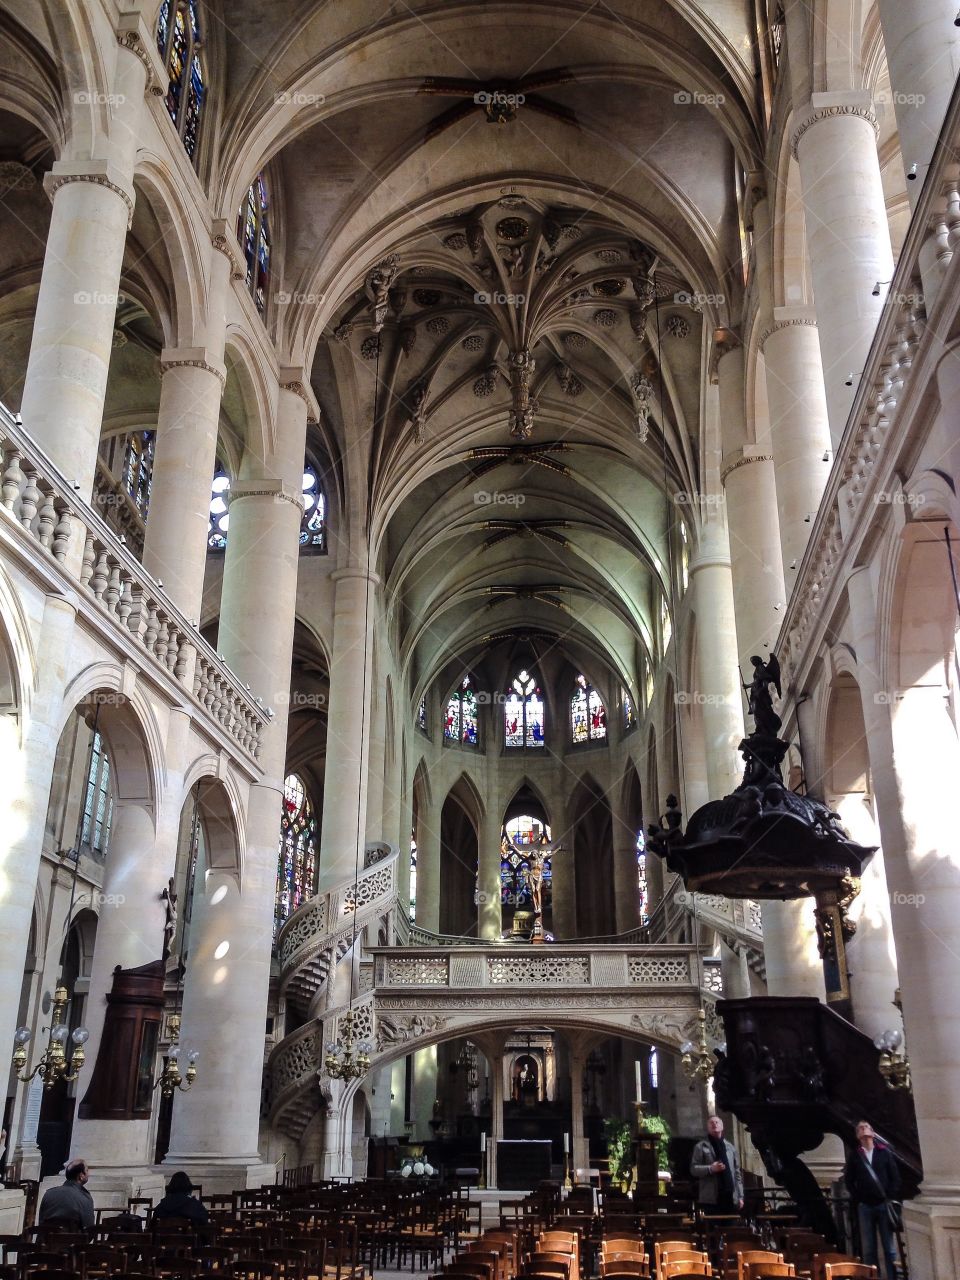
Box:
[758,317,818,353]
[280,379,312,408]
[45,172,135,226]
[211,231,246,280]
[117,30,165,96]
[791,104,879,159]
[160,357,227,387]
[721,451,773,484]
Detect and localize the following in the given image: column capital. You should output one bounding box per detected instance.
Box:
[331,566,381,588]
[116,12,167,97]
[43,160,136,226]
[721,444,773,485]
[791,91,879,158]
[279,366,321,423]
[160,346,227,386]
[759,308,819,353]
[210,220,247,281]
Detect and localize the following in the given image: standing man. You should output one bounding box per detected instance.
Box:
[38,1158,95,1229]
[691,1115,744,1212]
[844,1120,900,1280]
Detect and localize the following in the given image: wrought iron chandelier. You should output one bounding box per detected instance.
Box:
[874,990,910,1091]
[156,1012,200,1097]
[325,1008,373,1080]
[13,985,88,1090]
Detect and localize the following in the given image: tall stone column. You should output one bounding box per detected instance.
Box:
[569,1044,588,1179]
[477,803,503,940]
[165,382,309,1187]
[688,522,745,799]
[414,807,441,933]
[716,342,785,665]
[19,38,154,500]
[876,0,960,206]
[759,315,833,576]
[792,94,894,442]
[611,797,640,934]
[317,567,377,893]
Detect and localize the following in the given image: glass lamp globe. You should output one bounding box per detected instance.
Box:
[413,1161,425,1176]
[71,1027,89,1045]
[14,1026,31,1044]
[50,1025,69,1044]
[400,1164,412,1177]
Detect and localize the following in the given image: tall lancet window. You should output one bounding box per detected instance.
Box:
[274,774,318,939]
[237,175,271,314]
[504,669,545,748]
[570,673,606,743]
[81,730,113,858]
[156,0,206,161]
[444,676,479,746]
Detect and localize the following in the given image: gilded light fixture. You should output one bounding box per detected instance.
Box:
[155,1013,200,1097]
[13,986,88,1090]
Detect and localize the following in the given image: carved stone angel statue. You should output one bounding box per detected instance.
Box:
[747,653,782,737]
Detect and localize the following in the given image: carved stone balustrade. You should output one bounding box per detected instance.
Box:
[0,405,267,762]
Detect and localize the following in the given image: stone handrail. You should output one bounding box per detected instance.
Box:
[276,842,402,980]
[674,889,763,942]
[0,407,267,760]
[777,76,960,679]
[405,922,650,947]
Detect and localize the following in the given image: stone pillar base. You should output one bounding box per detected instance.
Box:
[903,1191,960,1280]
[38,1167,167,1215]
[158,1157,277,1195]
[0,1187,26,1234]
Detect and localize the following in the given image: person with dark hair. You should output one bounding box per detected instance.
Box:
[691,1115,744,1211]
[153,1171,208,1223]
[38,1158,95,1228]
[844,1120,900,1280]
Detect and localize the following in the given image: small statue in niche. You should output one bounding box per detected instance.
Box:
[747,653,782,737]
[161,876,178,964]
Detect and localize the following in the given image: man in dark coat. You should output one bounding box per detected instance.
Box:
[844,1120,900,1280]
[690,1115,744,1211]
[153,1171,208,1223]
[38,1158,95,1229]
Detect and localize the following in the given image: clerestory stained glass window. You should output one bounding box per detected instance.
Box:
[680,519,689,591]
[623,691,636,732]
[237,175,271,315]
[300,466,326,550]
[409,833,418,922]
[660,595,672,650]
[570,673,606,743]
[504,669,544,748]
[637,828,648,925]
[156,0,206,162]
[500,817,552,932]
[274,774,318,939]
[444,676,479,746]
[416,697,427,733]
[207,469,230,549]
[123,431,155,520]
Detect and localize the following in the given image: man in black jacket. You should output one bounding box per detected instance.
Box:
[843,1120,900,1280]
[153,1171,208,1223]
[38,1158,95,1229]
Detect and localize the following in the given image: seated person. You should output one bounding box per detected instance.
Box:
[38,1158,95,1229]
[153,1170,208,1223]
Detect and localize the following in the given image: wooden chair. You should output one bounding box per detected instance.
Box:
[742,1265,795,1280]
[820,1266,878,1279]
[76,1247,128,1278]
[735,1254,783,1280]
[809,1256,860,1280]
[654,1243,707,1277]
[660,1264,713,1280]
[601,1237,646,1256]
[598,1259,649,1278]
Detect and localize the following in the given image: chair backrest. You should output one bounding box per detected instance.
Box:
[736,1252,783,1280]
[744,1265,796,1280]
[660,1264,713,1279]
[601,1237,645,1254]
[821,1266,879,1279]
[599,1260,648,1277]
[809,1255,859,1280]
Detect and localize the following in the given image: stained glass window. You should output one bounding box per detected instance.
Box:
[416,697,427,732]
[643,656,654,708]
[504,669,544,748]
[623,691,636,732]
[207,469,230,549]
[649,1046,659,1089]
[274,774,318,938]
[660,595,672,650]
[300,466,326,549]
[500,817,552,932]
[570,673,606,743]
[123,431,154,520]
[156,0,205,162]
[409,834,418,922]
[637,828,648,925]
[444,676,479,746]
[680,520,689,591]
[81,730,113,856]
[237,176,271,315]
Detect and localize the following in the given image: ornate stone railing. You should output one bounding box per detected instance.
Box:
[674,889,763,944]
[778,80,960,683]
[0,407,267,761]
[405,922,650,947]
